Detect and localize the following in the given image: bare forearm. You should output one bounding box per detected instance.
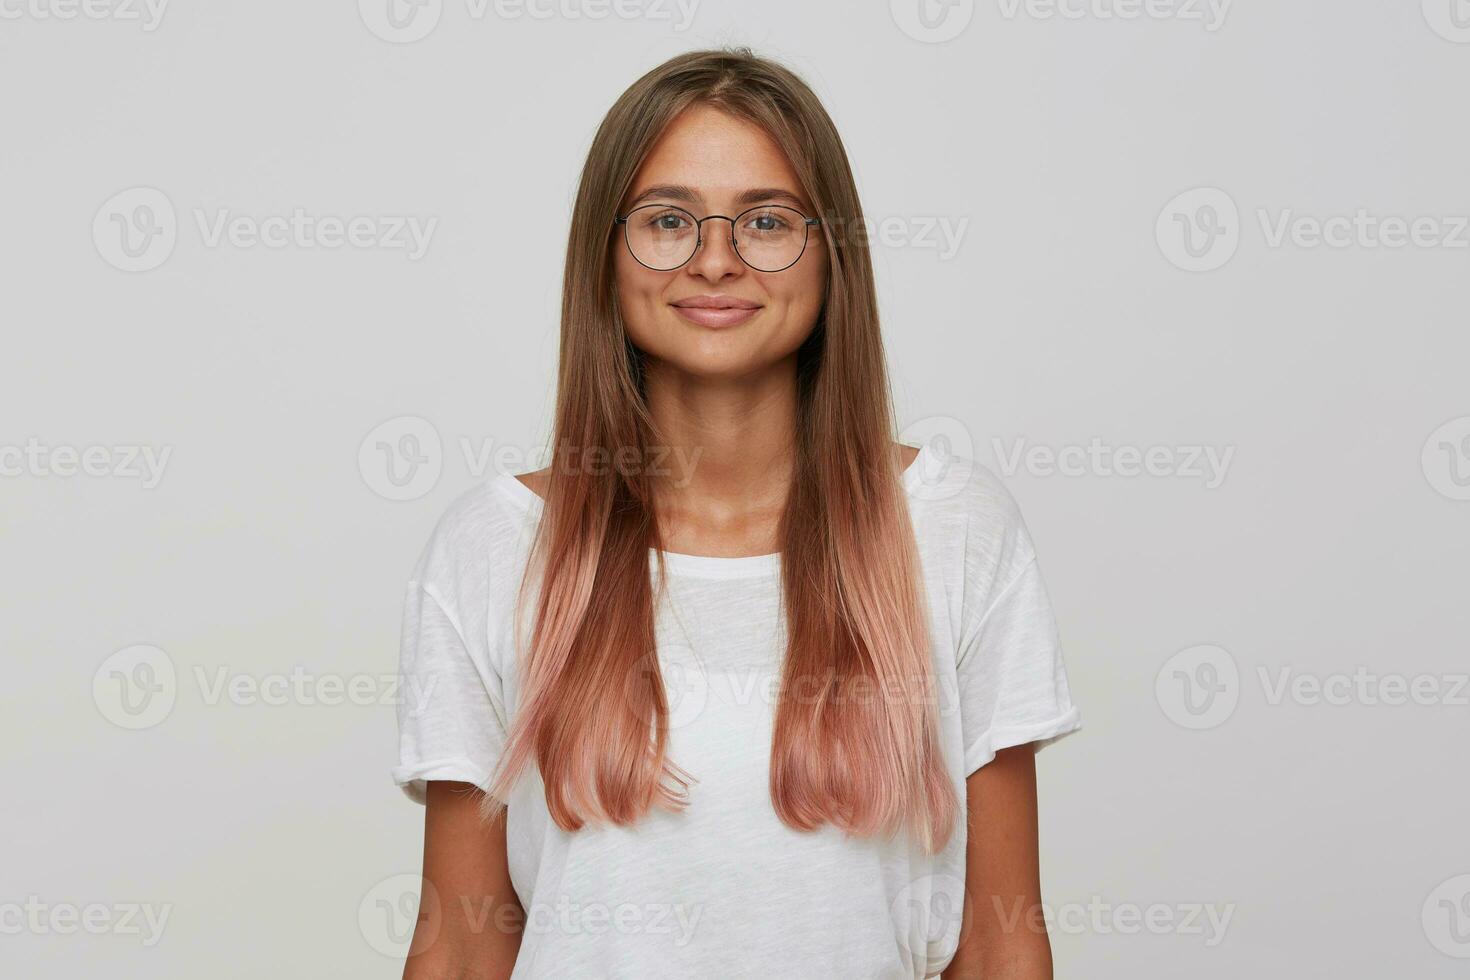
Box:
[946,916,1052,975]
[402,931,520,980]
[943,929,1053,980]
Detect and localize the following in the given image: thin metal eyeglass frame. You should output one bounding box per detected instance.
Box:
[613,203,823,273]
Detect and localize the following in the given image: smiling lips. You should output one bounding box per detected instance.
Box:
[670,294,763,328]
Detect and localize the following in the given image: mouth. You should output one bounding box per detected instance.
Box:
[669,295,763,329]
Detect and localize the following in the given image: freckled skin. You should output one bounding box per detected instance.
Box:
[614,105,830,383]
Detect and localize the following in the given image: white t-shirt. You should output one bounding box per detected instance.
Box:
[393,443,1082,980]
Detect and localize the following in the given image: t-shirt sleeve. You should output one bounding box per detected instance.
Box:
[391,510,511,805]
[954,526,1082,777]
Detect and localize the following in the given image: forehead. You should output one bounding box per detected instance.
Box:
[627,105,806,208]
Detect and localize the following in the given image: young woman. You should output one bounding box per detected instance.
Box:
[393,47,1081,980]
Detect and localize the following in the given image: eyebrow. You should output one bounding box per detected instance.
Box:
[625,184,811,212]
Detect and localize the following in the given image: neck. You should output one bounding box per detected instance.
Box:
[641,357,799,538]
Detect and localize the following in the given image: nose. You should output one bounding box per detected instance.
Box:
[685,215,744,279]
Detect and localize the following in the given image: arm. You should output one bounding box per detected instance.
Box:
[403,781,524,980]
[943,743,1053,980]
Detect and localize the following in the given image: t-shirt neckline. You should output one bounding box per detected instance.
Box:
[494,442,934,579]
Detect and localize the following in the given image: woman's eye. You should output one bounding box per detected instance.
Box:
[644,210,690,231]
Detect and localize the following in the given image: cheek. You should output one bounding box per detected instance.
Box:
[614,251,664,336]
[613,246,642,303]
[778,253,829,321]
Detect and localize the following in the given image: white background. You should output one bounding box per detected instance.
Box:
[2,0,1468,976]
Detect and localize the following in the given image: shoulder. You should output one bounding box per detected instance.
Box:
[907,447,1031,542]
[407,475,538,598]
[906,447,1040,590]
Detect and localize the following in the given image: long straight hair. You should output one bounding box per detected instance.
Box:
[481,47,958,854]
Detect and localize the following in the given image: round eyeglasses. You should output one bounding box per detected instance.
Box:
[614,203,822,273]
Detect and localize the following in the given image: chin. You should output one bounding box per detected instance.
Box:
[642,332,777,381]
[661,348,770,381]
